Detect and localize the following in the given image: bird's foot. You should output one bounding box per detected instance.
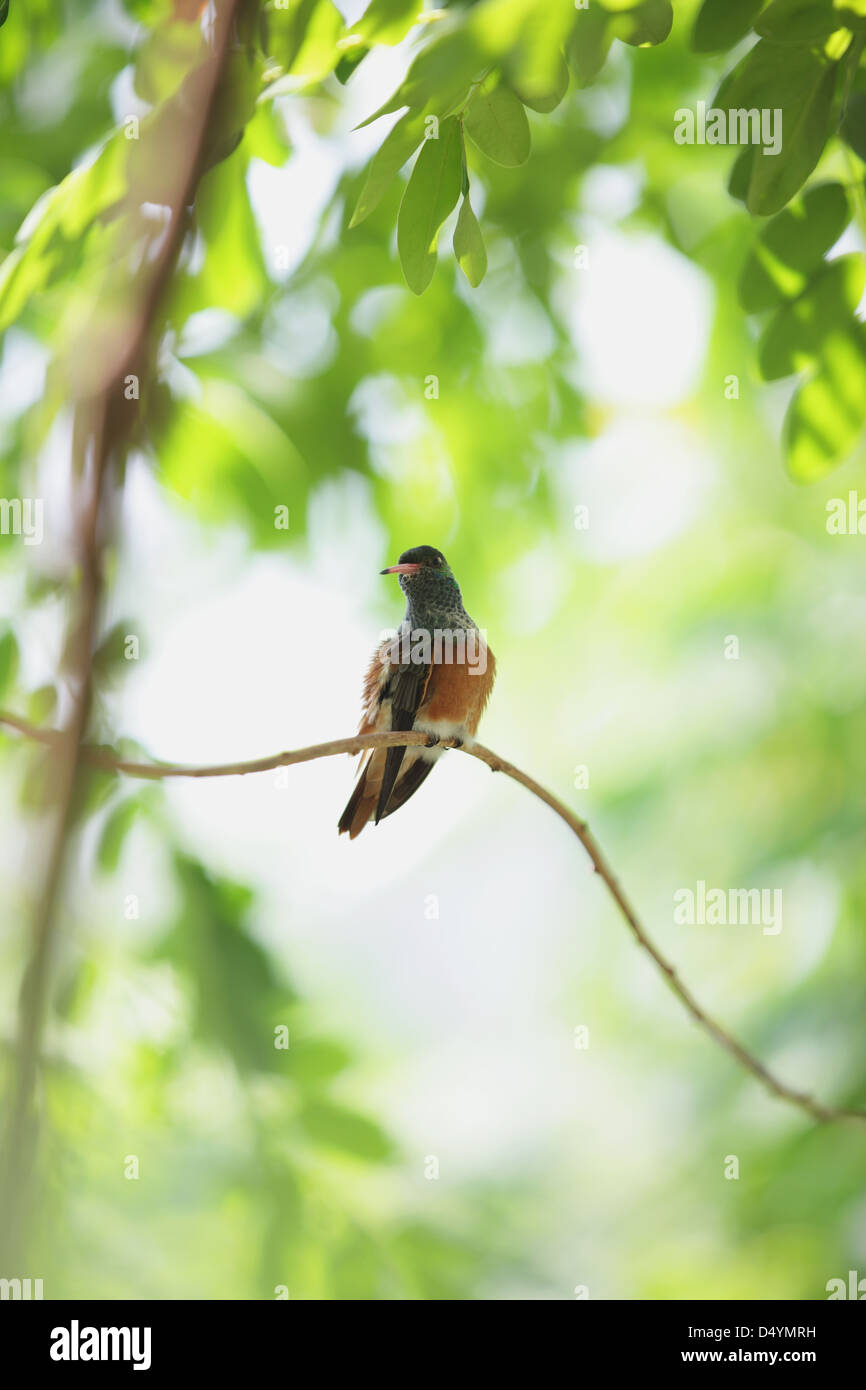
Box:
[425,734,440,748]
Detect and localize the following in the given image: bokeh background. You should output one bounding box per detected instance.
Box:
[1,0,865,1299]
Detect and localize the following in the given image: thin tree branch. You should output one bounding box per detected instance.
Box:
[0,0,247,1268]
[1,711,863,1129]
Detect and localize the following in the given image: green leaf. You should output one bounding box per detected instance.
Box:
[391,1222,480,1300]
[97,797,141,874]
[268,0,342,83]
[397,116,462,295]
[93,618,137,681]
[0,136,127,334]
[330,1229,386,1298]
[0,1,9,29]
[157,376,306,532]
[738,182,851,311]
[157,854,296,1074]
[453,193,487,287]
[615,0,674,46]
[756,0,856,43]
[349,108,428,228]
[464,76,531,168]
[244,101,291,167]
[841,88,866,158]
[335,46,368,84]
[496,0,575,99]
[357,28,483,127]
[758,254,866,379]
[287,1037,353,1085]
[727,144,756,205]
[692,0,766,53]
[26,684,57,724]
[567,6,614,85]
[70,767,118,828]
[172,153,268,324]
[0,629,18,701]
[511,50,569,113]
[785,346,866,481]
[357,0,571,127]
[19,749,55,815]
[345,0,420,46]
[300,1099,394,1161]
[718,41,839,215]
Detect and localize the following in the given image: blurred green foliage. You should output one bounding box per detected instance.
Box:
[1,0,865,481]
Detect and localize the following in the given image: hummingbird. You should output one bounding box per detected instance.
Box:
[338,545,496,838]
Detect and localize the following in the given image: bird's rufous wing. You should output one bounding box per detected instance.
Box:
[374,657,432,822]
[338,642,431,834]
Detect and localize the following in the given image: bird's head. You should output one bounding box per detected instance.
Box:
[380,545,458,602]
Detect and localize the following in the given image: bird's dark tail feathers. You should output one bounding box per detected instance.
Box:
[338,749,436,838]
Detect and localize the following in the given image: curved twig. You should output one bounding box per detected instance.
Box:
[1,710,863,1129]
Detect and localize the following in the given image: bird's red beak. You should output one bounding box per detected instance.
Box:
[380,562,422,575]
